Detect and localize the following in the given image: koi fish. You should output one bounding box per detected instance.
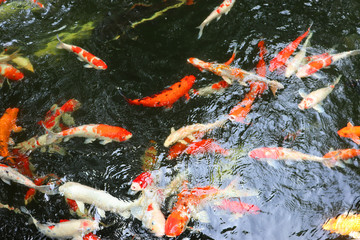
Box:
[298,75,341,113]
[296,50,360,78]
[13,133,58,155]
[214,199,260,216]
[187,57,284,95]
[125,75,196,108]
[141,140,158,171]
[27,0,44,8]
[269,25,311,72]
[322,148,360,167]
[130,172,154,192]
[0,49,20,63]
[0,108,22,157]
[322,212,360,239]
[0,164,56,195]
[285,32,313,77]
[337,122,360,145]
[167,136,194,160]
[38,99,81,132]
[165,180,258,237]
[248,147,332,167]
[21,207,99,240]
[192,80,230,96]
[0,63,24,86]
[184,139,230,156]
[83,233,101,240]
[197,0,235,39]
[58,182,136,217]
[164,119,227,147]
[56,35,107,70]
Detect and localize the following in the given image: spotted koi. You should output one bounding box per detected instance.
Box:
[56,35,107,70]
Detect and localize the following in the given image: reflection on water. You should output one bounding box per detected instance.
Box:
[0,0,360,239]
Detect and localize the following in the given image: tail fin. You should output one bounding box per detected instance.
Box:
[56,34,65,49]
[269,80,284,96]
[332,75,342,86]
[35,184,59,195]
[197,24,205,39]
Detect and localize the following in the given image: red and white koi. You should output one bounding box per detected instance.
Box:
[21,207,99,240]
[322,148,360,167]
[28,0,44,8]
[269,25,311,72]
[164,119,227,147]
[197,0,235,39]
[285,32,313,77]
[187,57,284,94]
[125,75,196,108]
[214,199,260,218]
[337,122,360,145]
[130,171,154,192]
[56,35,107,70]
[184,139,230,156]
[38,99,81,132]
[248,147,333,167]
[58,182,136,218]
[0,164,56,195]
[298,75,341,113]
[296,50,360,78]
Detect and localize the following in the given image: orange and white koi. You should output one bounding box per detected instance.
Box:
[21,207,99,240]
[269,25,311,72]
[248,147,332,167]
[192,80,230,96]
[0,108,22,158]
[38,99,81,132]
[298,75,341,113]
[197,0,235,39]
[214,199,260,217]
[322,212,360,239]
[125,75,196,108]
[187,57,284,94]
[164,119,227,147]
[56,35,107,70]
[337,122,360,145]
[296,50,360,78]
[0,63,24,86]
[0,164,56,195]
[322,148,360,167]
[185,139,229,156]
[58,182,136,217]
[285,32,313,77]
[165,180,257,237]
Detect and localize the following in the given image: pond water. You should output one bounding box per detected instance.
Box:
[0,0,360,239]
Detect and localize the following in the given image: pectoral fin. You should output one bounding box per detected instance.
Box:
[298,89,308,98]
[84,64,93,68]
[313,104,325,113]
[349,231,360,239]
[222,76,233,84]
[1,178,11,185]
[84,138,96,144]
[99,139,112,145]
[97,208,106,218]
[351,136,360,145]
[75,201,85,214]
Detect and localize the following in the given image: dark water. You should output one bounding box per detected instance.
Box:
[0,0,360,239]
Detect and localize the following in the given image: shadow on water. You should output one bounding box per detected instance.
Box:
[0,0,360,239]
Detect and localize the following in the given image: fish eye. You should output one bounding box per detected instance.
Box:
[152,221,155,225]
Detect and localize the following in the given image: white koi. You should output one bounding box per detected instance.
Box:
[197,0,235,39]
[298,75,341,112]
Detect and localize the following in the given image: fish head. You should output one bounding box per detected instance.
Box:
[4,66,24,80]
[298,97,314,110]
[143,203,165,237]
[130,172,153,191]
[187,58,210,72]
[165,206,190,237]
[92,58,107,70]
[337,123,355,137]
[322,217,337,231]
[79,219,99,233]
[5,108,19,118]
[62,99,81,112]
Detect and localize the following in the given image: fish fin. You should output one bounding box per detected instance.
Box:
[97,208,106,218]
[216,15,222,21]
[55,34,65,49]
[298,89,308,98]
[84,138,96,144]
[179,139,188,145]
[76,200,85,214]
[171,127,175,133]
[63,137,70,142]
[322,158,338,168]
[84,64,93,68]
[193,210,210,223]
[313,104,325,113]
[1,178,11,185]
[99,139,112,145]
[224,47,237,65]
[351,136,360,145]
[61,114,75,126]
[347,122,354,128]
[349,231,360,239]
[268,80,284,96]
[188,135,196,141]
[35,184,58,195]
[222,76,233,84]
[8,138,15,145]
[344,159,353,164]
[72,236,83,240]
[197,24,205,39]
[266,159,280,168]
[77,57,84,62]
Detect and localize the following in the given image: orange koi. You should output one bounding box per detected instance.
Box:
[126,75,196,108]
[56,35,107,70]
[38,99,81,132]
[185,139,229,156]
[0,108,22,158]
[296,50,360,78]
[269,25,311,72]
[0,63,24,86]
[166,136,194,160]
[323,212,360,238]
[337,122,360,145]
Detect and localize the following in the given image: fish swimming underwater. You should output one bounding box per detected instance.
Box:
[197,0,236,39]
[337,122,360,145]
[298,75,341,113]
[0,63,24,86]
[0,108,22,158]
[296,50,360,78]
[56,35,107,70]
[322,212,360,239]
[164,119,227,147]
[322,148,360,167]
[269,25,311,72]
[125,75,196,108]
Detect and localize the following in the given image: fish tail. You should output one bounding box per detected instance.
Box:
[223,178,259,198]
[35,184,59,195]
[56,34,65,49]
[268,80,284,96]
[333,75,342,86]
[197,24,205,39]
[322,158,338,168]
